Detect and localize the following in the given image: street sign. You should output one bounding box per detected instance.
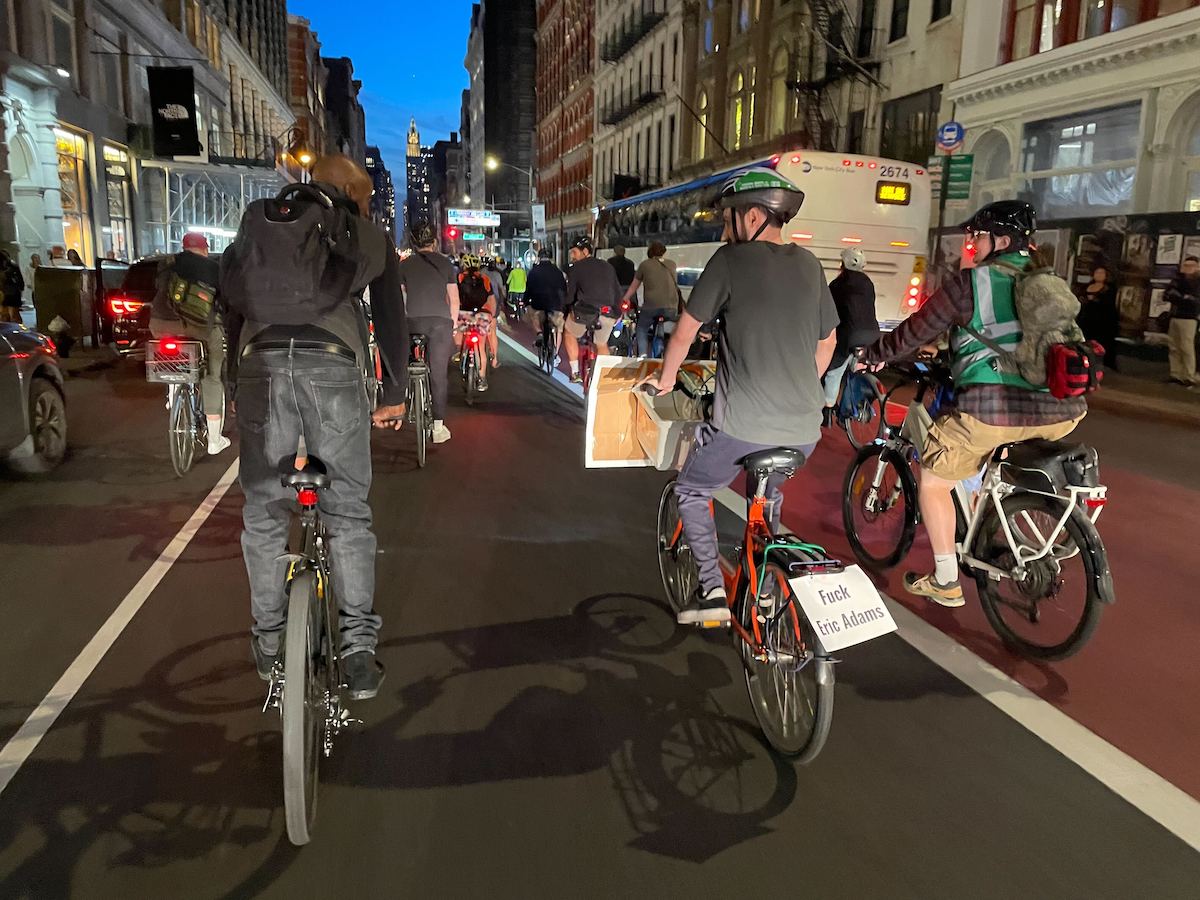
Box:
[936,121,965,152]
[927,154,973,201]
[447,208,501,228]
[531,203,547,239]
[462,231,486,241]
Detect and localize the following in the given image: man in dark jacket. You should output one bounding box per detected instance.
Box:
[1165,255,1200,387]
[526,248,566,360]
[223,154,408,700]
[822,247,879,425]
[608,244,636,291]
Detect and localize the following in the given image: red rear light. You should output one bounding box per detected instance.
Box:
[842,159,851,166]
[620,301,630,311]
[469,334,479,345]
[790,154,801,164]
[109,296,144,316]
[296,488,319,507]
[868,161,877,169]
[1085,497,1107,509]
[916,168,925,175]
[161,340,180,354]
[855,160,864,168]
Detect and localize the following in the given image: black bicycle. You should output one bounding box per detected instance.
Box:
[457,311,491,406]
[263,456,360,845]
[535,311,559,376]
[830,362,887,450]
[407,333,434,467]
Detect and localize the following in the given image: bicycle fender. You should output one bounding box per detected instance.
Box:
[1074,506,1115,605]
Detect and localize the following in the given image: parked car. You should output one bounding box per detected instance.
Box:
[95,256,165,355]
[0,322,66,474]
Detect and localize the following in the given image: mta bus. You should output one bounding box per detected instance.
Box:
[596,150,934,323]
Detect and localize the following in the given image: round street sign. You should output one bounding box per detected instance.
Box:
[937,121,965,152]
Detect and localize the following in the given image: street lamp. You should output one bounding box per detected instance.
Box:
[462,194,471,204]
[485,155,535,204]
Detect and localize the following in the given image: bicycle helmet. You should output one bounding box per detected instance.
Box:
[841,247,867,272]
[718,167,805,242]
[960,200,1037,255]
[409,218,437,248]
[461,254,480,269]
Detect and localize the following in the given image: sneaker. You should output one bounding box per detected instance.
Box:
[432,423,452,444]
[208,435,232,456]
[343,650,385,700]
[477,378,489,392]
[677,586,731,626]
[452,352,462,364]
[251,637,278,682]
[569,372,582,384]
[903,571,965,608]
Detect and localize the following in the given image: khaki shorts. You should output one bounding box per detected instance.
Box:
[923,411,1085,482]
[529,309,565,331]
[564,312,617,345]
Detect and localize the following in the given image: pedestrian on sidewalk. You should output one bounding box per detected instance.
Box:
[0,250,23,323]
[1165,255,1200,387]
[1077,264,1119,371]
[608,244,636,295]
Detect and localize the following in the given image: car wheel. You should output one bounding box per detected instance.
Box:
[8,377,67,474]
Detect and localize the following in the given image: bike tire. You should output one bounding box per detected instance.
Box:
[842,377,885,450]
[580,347,594,394]
[413,377,427,468]
[738,558,835,762]
[972,493,1107,661]
[543,330,558,375]
[842,443,918,570]
[656,479,696,616]
[282,570,322,846]
[463,351,476,407]
[169,385,195,477]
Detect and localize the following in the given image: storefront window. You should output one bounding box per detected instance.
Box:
[55,127,92,260]
[102,145,133,261]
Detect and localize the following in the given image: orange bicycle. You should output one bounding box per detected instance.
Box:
[649,381,838,761]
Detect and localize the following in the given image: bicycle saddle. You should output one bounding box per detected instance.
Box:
[410,333,428,346]
[279,455,331,489]
[740,448,808,477]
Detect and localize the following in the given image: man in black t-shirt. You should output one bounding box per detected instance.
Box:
[562,236,622,382]
[399,220,460,442]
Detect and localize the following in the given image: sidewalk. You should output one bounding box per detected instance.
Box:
[17,304,121,377]
[1089,350,1200,428]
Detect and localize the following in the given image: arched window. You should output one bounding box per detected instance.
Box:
[729,71,745,151]
[747,65,757,142]
[769,48,788,137]
[697,90,709,160]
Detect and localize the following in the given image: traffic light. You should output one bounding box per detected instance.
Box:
[446,226,458,240]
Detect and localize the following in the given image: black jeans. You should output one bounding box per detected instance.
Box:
[407,315,454,420]
[236,348,381,655]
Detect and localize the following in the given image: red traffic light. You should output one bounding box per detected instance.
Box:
[446,227,458,239]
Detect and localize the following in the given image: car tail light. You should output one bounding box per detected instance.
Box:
[109,296,144,316]
[841,236,863,244]
[296,488,319,507]
[791,232,813,241]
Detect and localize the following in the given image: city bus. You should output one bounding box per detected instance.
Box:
[595,150,934,323]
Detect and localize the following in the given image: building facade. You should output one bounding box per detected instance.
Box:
[323,56,367,165]
[465,6,486,204]
[536,0,594,257]
[405,119,433,231]
[286,15,329,161]
[365,145,396,237]
[0,0,294,266]
[430,132,465,252]
[593,0,683,203]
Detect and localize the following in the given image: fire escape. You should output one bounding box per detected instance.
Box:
[787,0,884,152]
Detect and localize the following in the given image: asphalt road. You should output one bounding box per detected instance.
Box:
[1,351,1198,899]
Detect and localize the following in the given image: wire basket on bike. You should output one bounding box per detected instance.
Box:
[146,339,204,384]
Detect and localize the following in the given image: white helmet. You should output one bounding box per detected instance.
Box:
[841,247,867,272]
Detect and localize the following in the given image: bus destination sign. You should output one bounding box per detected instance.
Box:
[875,180,911,206]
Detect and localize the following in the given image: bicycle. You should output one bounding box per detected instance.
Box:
[262,454,360,845]
[534,310,559,376]
[576,305,613,394]
[146,337,210,477]
[829,360,886,450]
[407,332,434,467]
[646,378,839,761]
[842,358,1113,660]
[457,310,491,406]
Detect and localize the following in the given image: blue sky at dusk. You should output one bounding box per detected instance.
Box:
[287,0,474,187]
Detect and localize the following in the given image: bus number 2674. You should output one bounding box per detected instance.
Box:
[879,165,910,178]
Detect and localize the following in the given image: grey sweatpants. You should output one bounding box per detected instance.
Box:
[675,423,818,595]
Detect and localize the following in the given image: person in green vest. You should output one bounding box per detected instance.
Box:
[863,201,1087,608]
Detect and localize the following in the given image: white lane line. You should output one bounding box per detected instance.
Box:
[498,330,583,399]
[707,488,1200,853]
[0,459,241,798]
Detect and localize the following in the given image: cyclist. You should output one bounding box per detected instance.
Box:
[822,247,879,426]
[526,247,566,363]
[644,167,837,624]
[399,218,459,444]
[456,254,497,390]
[148,231,229,455]
[620,240,681,357]
[223,154,408,699]
[562,236,622,383]
[863,200,1087,608]
[506,261,527,314]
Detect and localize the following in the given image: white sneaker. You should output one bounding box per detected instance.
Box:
[432,424,451,444]
[207,435,232,456]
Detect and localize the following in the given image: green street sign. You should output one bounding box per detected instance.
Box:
[929,154,974,201]
[463,232,486,241]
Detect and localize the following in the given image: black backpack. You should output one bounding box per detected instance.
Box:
[221,183,360,325]
[459,272,489,311]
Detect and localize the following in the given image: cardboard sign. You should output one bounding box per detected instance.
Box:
[789,565,897,653]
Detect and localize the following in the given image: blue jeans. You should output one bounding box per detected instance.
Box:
[236,348,381,655]
[822,357,851,408]
[675,423,818,594]
[636,307,676,357]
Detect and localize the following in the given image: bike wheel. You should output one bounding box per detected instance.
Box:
[739,560,834,762]
[972,493,1106,661]
[842,381,885,450]
[580,346,594,393]
[463,352,476,407]
[656,479,696,615]
[282,571,322,846]
[842,444,918,570]
[544,331,558,375]
[168,385,196,477]
[413,377,428,468]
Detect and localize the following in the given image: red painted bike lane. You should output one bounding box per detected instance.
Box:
[777,434,1200,801]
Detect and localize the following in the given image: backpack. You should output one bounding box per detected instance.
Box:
[166,270,216,327]
[220,183,359,326]
[964,261,1103,399]
[459,272,489,311]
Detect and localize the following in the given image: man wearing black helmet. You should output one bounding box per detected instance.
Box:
[526,247,566,360]
[399,219,459,443]
[864,200,1086,608]
[645,167,839,625]
[562,236,622,383]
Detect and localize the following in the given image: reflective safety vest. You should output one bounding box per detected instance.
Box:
[949,252,1044,391]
